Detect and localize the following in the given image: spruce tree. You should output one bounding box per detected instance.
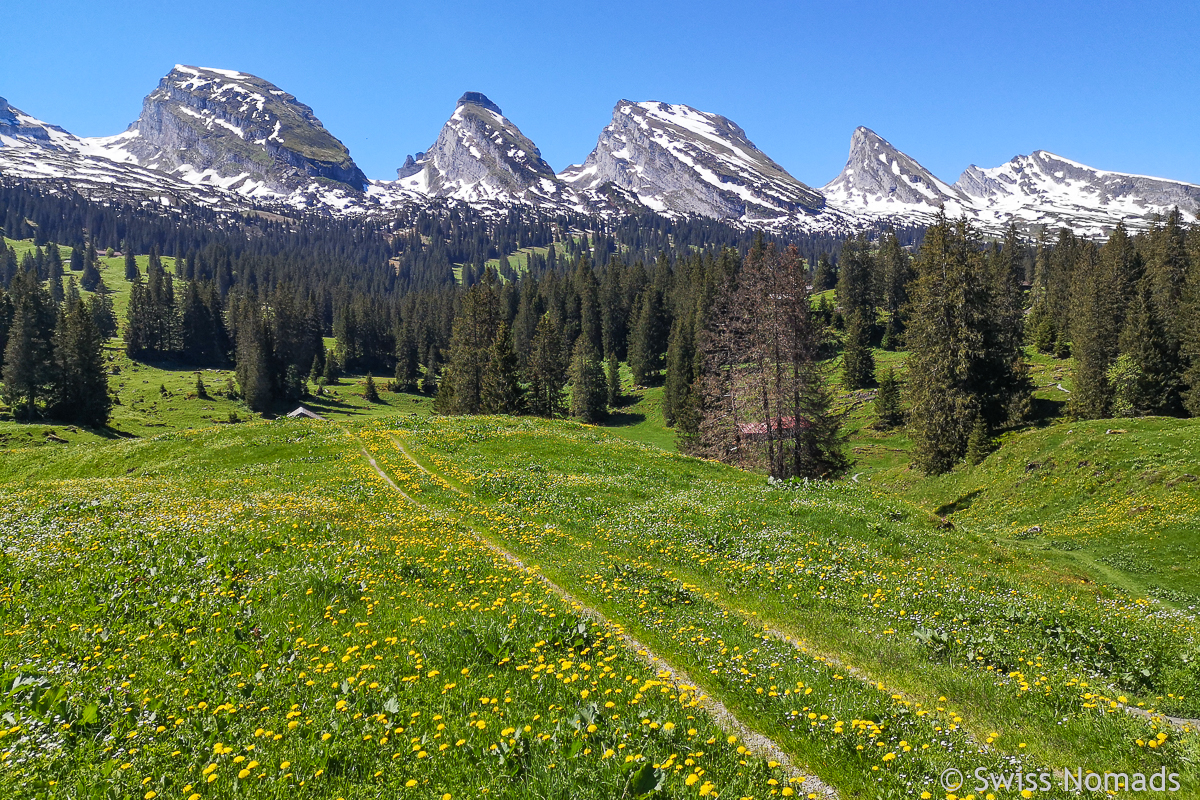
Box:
[606,351,620,407]
[811,252,836,292]
[439,271,500,414]
[481,322,524,415]
[1068,241,1118,419]
[80,256,101,291]
[235,310,273,413]
[50,294,110,426]
[569,337,608,423]
[841,309,875,390]
[363,373,380,402]
[420,350,439,395]
[86,285,117,341]
[965,415,991,466]
[836,234,875,324]
[878,230,913,349]
[663,311,695,426]
[905,216,991,474]
[1112,281,1176,415]
[323,351,339,385]
[2,272,56,420]
[627,289,666,386]
[394,324,419,390]
[124,249,139,281]
[196,374,208,399]
[526,315,566,418]
[873,366,903,429]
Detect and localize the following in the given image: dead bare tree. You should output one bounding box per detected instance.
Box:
[696,240,848,479]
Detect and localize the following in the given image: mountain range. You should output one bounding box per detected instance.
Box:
[3,65,1198,237]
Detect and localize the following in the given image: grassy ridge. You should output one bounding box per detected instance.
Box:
[882,418,1200,603]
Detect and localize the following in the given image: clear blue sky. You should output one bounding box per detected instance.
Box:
[4,0,1198,186]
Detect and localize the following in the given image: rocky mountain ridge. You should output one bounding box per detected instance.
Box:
[2,66,1198,237]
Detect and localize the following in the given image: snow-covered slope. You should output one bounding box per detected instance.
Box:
[821,126,1200,235]
[5,74,1199,237]
[953,151,1200,235]
[561,100,825,222]
[389,92,565,204]
[89,65,370,205]
[0,96,243,208]
[822,127,969,219]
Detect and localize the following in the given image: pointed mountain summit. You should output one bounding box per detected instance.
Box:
[93,65,367,199]
[822,127,965,214]
[561,100,824,222]
[393,92,560,202]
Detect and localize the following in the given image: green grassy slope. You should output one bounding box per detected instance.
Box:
[369,416,1198,796]
[2,410,1198,797]
[0,420,781,800]
[884,417,1200,604]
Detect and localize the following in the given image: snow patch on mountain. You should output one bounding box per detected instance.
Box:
[384,92,562,204]
[561,100,825,223]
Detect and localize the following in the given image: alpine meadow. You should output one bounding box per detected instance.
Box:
[3,21,1200,800]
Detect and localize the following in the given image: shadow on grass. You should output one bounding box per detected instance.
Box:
[601,411,647,429]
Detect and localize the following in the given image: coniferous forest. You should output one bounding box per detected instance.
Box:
[2,179,1199,477]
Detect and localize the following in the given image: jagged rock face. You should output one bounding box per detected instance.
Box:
[822,127,965,212]
[560,100,825,221]
[103,66,367,196]
[0,97,72,148]
[393,93,559,201]
[823,129,1200,235]
[954,151,1200,231]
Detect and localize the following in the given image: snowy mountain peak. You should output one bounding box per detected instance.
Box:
[952,150,1200,235]
[389,92,560,203]
[822,126,964,214]
[560,99,824,221]
[90,65,369,200]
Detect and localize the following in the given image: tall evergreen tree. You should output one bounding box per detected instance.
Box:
[606,351,620,407]
[662,310,696,426]
[628,288,666,386]
[437,271,500,414]
[124,249,139,281]
[88,286,118,341]
[1068,241,1118,419]
[835,234,875,325]
[811,252,836,292]
[525,315,567,418]
[841,309,875,390]
[905,215,1015,474]
[1111,281,1176,416]
[569,336,608,423]
[51,292,110,426]
[2,270,56,419]
[878,230,913,349]
[235,304,273,412]
[873,366,903,429]
[80,253,102,291]
[481,322,524,414]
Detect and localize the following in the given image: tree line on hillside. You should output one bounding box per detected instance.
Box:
[827,210,1200,474]
[0,244,114,426]
[2,179,886,426]
[8,179,1197,479]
